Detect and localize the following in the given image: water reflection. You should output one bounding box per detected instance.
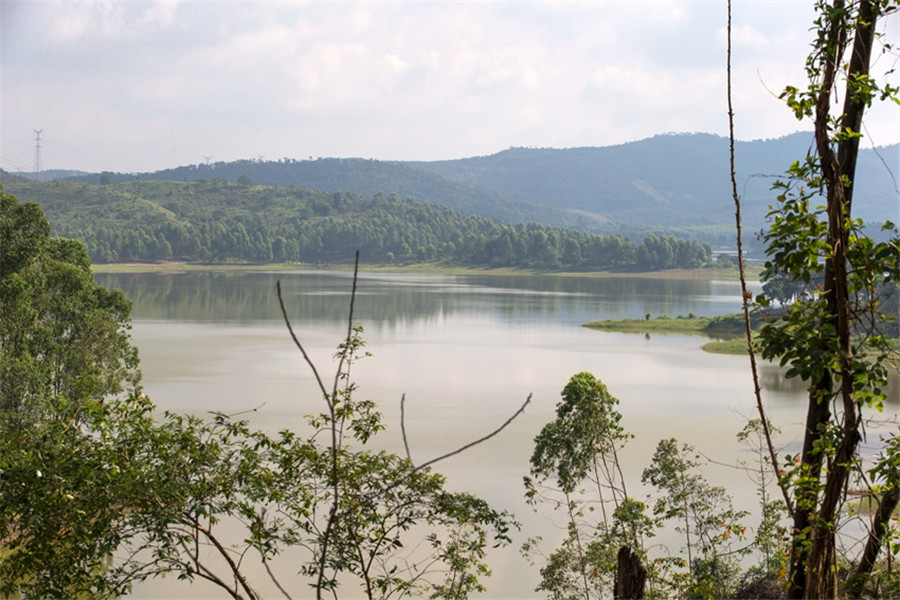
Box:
[95,270,751,327]
[95,270,897,406]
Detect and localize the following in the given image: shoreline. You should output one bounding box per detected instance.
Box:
[91,261,746,281]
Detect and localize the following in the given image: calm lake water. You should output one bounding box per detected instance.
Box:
[94,269,898,599]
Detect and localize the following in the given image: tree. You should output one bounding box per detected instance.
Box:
[760,267,815,307]
[0,190,140,423]
[524,374,751,600]
[641,439,748,599]
[741,1,900,598]
[0,189,144,596]
[523,373,653,599]
[1,211,522,599]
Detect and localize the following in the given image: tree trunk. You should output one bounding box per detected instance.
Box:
[614,545,646,600]
[786,2,880,599]
[845,486,900,597]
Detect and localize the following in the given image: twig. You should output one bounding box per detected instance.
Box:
[220,403,266,418]
[331,250,361,400]
[261,553,294,600]
[276,281,329,401]
[400,393,412,462]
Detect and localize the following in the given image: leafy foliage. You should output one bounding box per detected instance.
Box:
[749,1,900,597]
[1,190,143,596]
[1,190,514,599]
[641,439,749,599]
[524,373,748,600]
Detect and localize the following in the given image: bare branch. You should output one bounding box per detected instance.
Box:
[726,0,792,517]
[331,250,361,399]
[411,394,531,474]
[400,393,412,462]
[261,553,294,600]
[276,280,329,401]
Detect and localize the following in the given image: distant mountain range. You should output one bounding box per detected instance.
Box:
[6,132,898,241]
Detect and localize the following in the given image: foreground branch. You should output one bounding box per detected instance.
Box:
[726,0,792,517]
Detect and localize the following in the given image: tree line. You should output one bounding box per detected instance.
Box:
[6,179,725,270]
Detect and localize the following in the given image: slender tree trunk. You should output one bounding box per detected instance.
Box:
[787,378,832,598]
[787,2,880,598]
[845,486,900,597]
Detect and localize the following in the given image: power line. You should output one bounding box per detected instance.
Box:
[32,129,43,174]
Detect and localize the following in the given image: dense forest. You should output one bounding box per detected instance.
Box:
[4,179,724,270]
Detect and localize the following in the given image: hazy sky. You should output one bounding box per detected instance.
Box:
[2,1,898,174]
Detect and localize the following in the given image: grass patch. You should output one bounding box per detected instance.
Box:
[584,313,755,354]
[584,313,747,336]
[702,337,754,355]
[584,315,712,335]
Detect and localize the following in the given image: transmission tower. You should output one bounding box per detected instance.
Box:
[32,129,43,175]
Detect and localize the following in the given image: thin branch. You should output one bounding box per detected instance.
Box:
[411,394,531,474]
[726,0,793,517]
[400,393,412,462]
[331,250,361,399]
[261,553,294,600]
[220,403,266,418]
[276,280,330,400]
[183,516,260,600]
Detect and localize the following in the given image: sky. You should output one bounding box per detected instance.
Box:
[1,1,898,175]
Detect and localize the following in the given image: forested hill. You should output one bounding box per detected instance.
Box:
[74,158,581,231]
[407,132,898,229]
[3,179,722,271]
[51,132,899,239]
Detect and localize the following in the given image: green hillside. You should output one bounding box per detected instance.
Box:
[65,158,584,230]
[42,132,897,243]
[7,133,895,251]
[4,179,723,271]
[409,132,898,231]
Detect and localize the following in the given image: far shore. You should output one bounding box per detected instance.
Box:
[91,261,748,281]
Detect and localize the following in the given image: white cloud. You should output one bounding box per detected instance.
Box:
[382,54,411,73]
[47,1,118,43]
[137,1,181,30]
[1,0,897,173]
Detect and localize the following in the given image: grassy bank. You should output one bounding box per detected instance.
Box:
[583,313,753,355]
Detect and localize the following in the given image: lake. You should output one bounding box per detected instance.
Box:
[94,269,898,599]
